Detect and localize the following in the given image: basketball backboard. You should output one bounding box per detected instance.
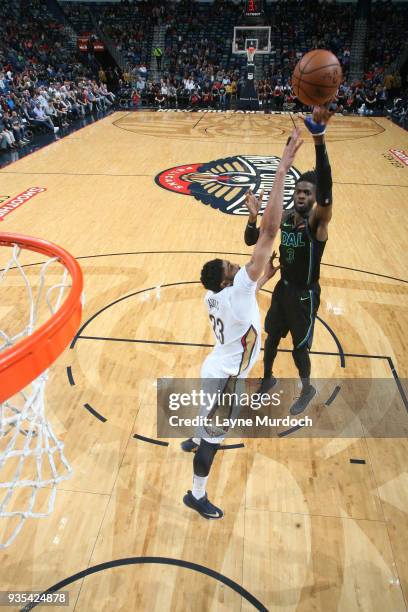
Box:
[233,26,271,55]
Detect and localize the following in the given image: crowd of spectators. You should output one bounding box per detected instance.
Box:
[58,0,408,130]
[119,68,407,134]
[262,0,353,80]
[253,70,405,117]
[1,72,116,152]
[88,0,355,114]
[117,0,406,129]
[1,0,407,150]
[1,0,93,84]
[163,0,242,78]
[97,0,354,86]
[127,70,239,109]
[62,1,158,69]
[0,0,117,153]
[366,1,408,73]
[387,93,408,130]
[340,0,408,124]
[90,0,354,91]
[123,71,406,120]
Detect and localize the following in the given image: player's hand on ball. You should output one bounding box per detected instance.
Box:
[303,103,335,136]
[312,104,335,125]
[245,189,263,221]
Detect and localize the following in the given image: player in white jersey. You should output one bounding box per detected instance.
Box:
[203,263,262,379]
[182,128,303,519]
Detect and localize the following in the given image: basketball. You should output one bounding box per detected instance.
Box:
[292,49,342,106]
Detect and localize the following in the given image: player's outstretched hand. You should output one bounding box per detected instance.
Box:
[304,103,335,136]
[280,127,303,171]
[264,250,280,280]
[245,188,264,220]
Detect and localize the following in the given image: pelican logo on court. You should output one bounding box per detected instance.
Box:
[155,155,301,215]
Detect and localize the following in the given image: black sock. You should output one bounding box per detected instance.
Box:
[300,377,311,394]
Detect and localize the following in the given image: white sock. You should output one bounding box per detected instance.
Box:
[192,437,200,445]
[192,475,208,500]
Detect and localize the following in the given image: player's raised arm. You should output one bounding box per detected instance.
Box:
[305,105,334,240]
[244,190,261,246]
[246,128,303,282]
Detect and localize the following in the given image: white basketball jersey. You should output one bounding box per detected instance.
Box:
[203,266,261,377]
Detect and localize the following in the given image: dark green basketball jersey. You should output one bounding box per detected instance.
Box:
[279,212,326,287]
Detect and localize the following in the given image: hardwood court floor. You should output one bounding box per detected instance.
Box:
[0,111,407,611]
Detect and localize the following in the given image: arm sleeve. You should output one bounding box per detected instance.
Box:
[315,143,333,207]
[244,223,260,246]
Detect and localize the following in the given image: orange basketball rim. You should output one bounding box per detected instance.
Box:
[0,233,83,403]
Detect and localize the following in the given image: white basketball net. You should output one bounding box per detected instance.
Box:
[0,244,73,548]
[247,46,256,64]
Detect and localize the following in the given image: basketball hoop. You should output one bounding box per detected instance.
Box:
[246,46,256,64]
[0,233,83,548]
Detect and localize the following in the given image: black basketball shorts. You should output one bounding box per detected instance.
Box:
[264,279,321,349]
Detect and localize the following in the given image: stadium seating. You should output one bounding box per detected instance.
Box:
[1,0,407,154]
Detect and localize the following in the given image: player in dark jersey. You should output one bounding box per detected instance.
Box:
[244,105,334,415]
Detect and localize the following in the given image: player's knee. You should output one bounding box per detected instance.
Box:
[292,345,309,360]
[193,439,220,477]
